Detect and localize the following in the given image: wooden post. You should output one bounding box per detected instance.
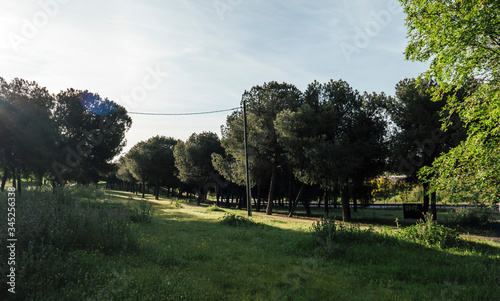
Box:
[243,100,252,216]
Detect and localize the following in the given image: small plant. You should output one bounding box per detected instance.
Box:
[448,208,492,229]
[131,200,155,223]
[311,217,338,259]
[397,213,459,248]
[219,213,255,227]
[206,205,224,212]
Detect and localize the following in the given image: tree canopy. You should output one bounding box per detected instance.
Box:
[276,80,388,221]
[174,132,223,204]
[401,0,500,91]
[400,0,500,204]
[0,77,131,192]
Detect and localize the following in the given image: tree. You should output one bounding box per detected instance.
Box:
[420,82,500,204]
[215,82,302,215]
[400,0,500,205]
[0,78,58,193]
[124,140,153,199]
[52,89,132,185]
[401,0,500,91]
[276,80,388,221]
[146,136,178,200]
[116,156,137,192]
[387,78,465,217]
[174,132,223,204]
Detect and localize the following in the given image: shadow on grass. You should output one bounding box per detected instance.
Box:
[3,190,499,301]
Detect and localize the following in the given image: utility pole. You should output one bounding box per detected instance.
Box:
[243,100,252,216]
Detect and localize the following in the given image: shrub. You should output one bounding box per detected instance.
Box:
[447,208,492,229]
[206,205,224,212]
[310,217,393,259]
[130,200,155,223]
[69,185,107,200]
[219,213,256,227]
[396,213,459,248]
[0,187,138,298]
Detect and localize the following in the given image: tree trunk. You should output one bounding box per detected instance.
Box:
[216,184,220,207]
[17,174,22,196]
[303,199,311,216]
[431,191,437,220]
[288,183,305,217]
[155,180,160,200]
[333,186,338,209]
[1,167,8,192]
[353,198,358,213]
[341,184,351,222]
[266,166,277,215]
[141,181,146,199]
[256,185,261,212]
[324,189,329,216]
[36,171,43,187]
[422,182,430,213]
[197,185,203,205]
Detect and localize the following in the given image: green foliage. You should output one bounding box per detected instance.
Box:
[276,80,388,189]
[219,213,256,227]
[311,217,395,259]
[396,214,459,249]
[53,89,132,184]
[0,187,137,299]
[130,200,155,223]
[2,191,499,300]
[447,208,493,229]
[400,0,500,89]
[400,0,500,204]
[215,82,303,214]
[206,204,224,212]
[174,132,223,202]
[69,184,107,200]
[119,135,178,198]
[420,82,500,204]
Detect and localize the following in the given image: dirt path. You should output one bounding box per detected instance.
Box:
[111,191,500,243]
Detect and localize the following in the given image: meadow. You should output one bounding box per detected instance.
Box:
[1,186,499,300]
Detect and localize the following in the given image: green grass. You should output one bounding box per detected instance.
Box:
[1,187,499,300]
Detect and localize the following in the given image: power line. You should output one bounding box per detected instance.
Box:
[128,107,240,116]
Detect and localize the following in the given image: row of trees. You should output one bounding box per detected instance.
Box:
[118,77,466,221]
[0,77,132,193]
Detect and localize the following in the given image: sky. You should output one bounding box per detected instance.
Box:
[0,0,428,156]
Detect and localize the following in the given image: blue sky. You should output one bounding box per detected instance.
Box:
[0,0,428,155]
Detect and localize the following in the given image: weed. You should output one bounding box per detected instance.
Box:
[131,200,155,223]
[397,213,459,248]
[206,205,224,212]
[219,213,256,227]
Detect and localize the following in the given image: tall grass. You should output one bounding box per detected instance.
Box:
[1,187,499,300]
[0,186,137,299]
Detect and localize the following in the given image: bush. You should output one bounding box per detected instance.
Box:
[206,205,224,212]
[0,187,138,299]
[131,200,155,223]
[219,213,256,227]
[310,217,393,259]
[1,189,137,254]
[447,208,492,229]
[396,213,459,248]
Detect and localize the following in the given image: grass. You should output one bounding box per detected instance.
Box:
[1,187,499,300]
